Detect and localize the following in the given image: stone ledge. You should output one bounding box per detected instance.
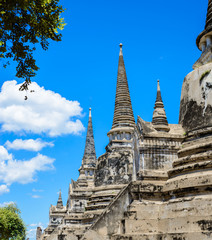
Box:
[173,150,212,167]
[168,160,212,177]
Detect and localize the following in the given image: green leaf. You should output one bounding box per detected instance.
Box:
[0,0,66,90]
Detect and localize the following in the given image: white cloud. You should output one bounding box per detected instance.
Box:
[0,185,10,195]
[32,188,43,192]
[29,223,38,227]
[0,146,55,187]
[0,146,12,161]
[32,195,42,199]
[5,138,54,151]
[0,81,85,136]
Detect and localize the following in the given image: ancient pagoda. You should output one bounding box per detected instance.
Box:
[38,1,212,239]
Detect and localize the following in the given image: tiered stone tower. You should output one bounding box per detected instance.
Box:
[95,44,136,186]
[42,110,97,239]
[152,80,169,132]
[39,2,212,239]
[107,43,135,145]
[56,190,63,209]
[162,0,212,237]
[43,191,66,238]
[110,43,135,130]
[82,1,212,239]
[136,80,182,174]
[78,108,96,188]
[64,108,97,234]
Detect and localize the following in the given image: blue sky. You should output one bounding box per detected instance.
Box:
[0,0,208,239]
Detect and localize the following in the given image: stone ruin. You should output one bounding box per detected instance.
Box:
[37,1,212,239]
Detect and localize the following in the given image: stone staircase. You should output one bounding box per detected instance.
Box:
[82,183,132,240]
[81,173,167,240]
[84,184,125,219]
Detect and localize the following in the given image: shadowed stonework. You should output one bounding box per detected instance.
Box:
[179,62,212,131]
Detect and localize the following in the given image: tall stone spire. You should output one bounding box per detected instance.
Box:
[56,190,63,209]
[152,80,169,132]
[112,43,135,129]
[82,108,96,166]
[194,0,212,68]
[78,108,96,187]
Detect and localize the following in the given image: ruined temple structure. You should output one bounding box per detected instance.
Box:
[38,1,212,239]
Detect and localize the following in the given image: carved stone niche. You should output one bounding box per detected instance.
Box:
[50,217,62,225]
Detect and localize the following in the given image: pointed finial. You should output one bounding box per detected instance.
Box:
[119,43,123,56]
[56,189,63,208]
[157,79,160,92]
[58,189,62,201]
[156,79,162,102]
[89,107,92,118]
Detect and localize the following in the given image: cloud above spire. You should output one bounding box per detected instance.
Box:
[5,139,54,152]
[0,81,85,136]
